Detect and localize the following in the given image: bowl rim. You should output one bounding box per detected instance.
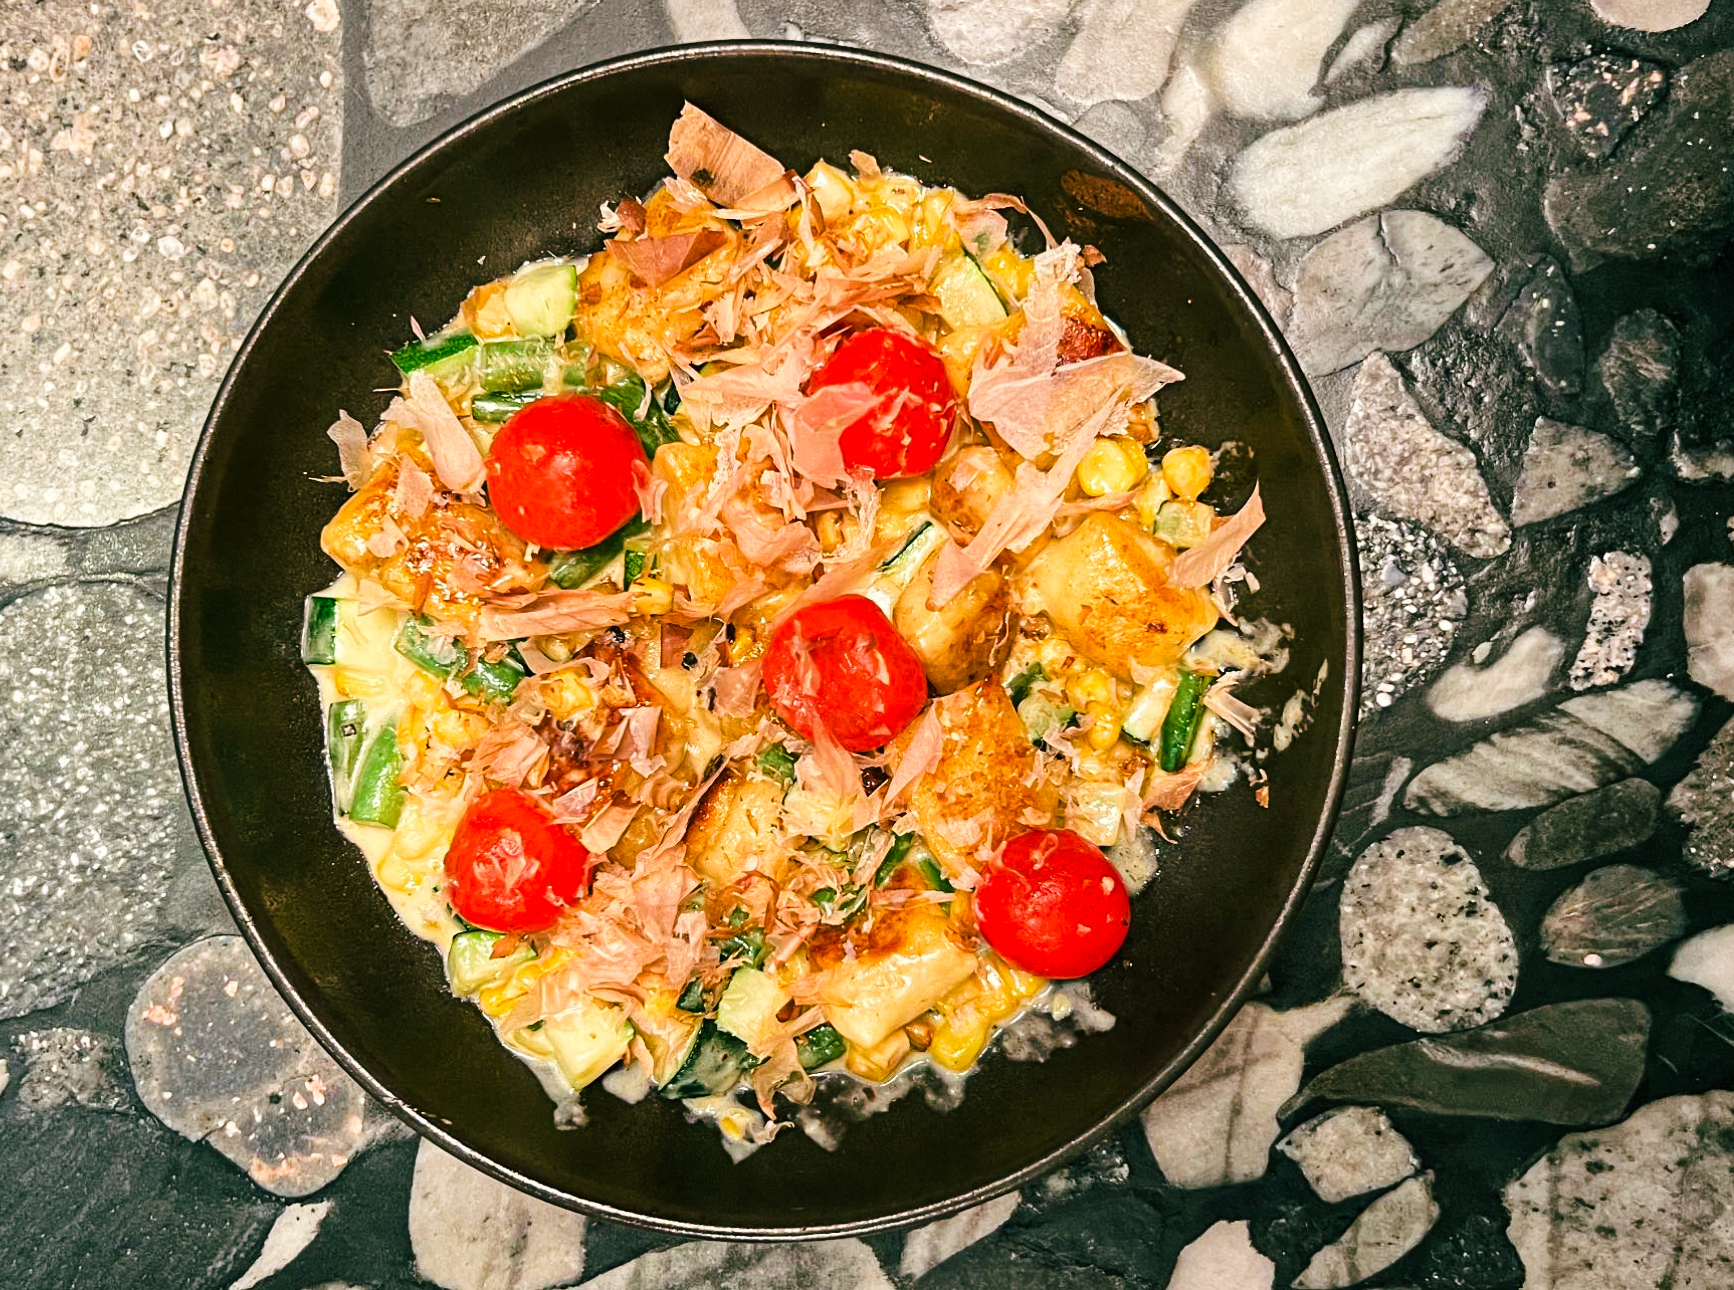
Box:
[168,38,1362,1240]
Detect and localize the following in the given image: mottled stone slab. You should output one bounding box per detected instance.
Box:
[0,0,343,525]
[1597,310,1679,441]
[576,1236,894,1288]
[363,1,598,127]
[1295,1173,1438,1289]
[1684,564,1734,700]
[1589,0,1713,32]
[1142,998,1351,1188]
[0,583,199,1020]
[10,1027,131,1113]
[1510,419,1640,526]
[1571,553,1651,690]
[1289,213,1493,376]
[1278,1107,1418,1204]
[1542,865,1686,968]
[1670,925,1734,1012]
[1169,1220,1274,1290]
[1226,87,1489,239]
[127,936,395,1197]
[899,1193,1021,1280]
[1428,627,1564,723]
[1667,714,1734,878]
[1287,999,1650,1125]
[1505,1092,1734,1289]
[1341,827,1517,1032]
[1204,0,1361,122]
[1498,257,1584,395]
[1548,56,1668,160]
[1344,353,1510,558]
[1405,680,1697,815]
[1545,52,1734,270]
[1506,778,1661,870]
[1392,0,1516,65]
[1359,513,1467,716]
[408,1139,586,1290]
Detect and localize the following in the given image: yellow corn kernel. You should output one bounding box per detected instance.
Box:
[1162,445,1213,501]
[804,160,854,223]
[880,476,932,514]
[331,666,391,700]
[980,245,1034,301]
[1133,470,1174,529]
[430,708,490,750]
[928,1015,993,1073]
[463,280,515,340]
[1085,702,1123,751]
[477,979,524,1018]
[1065,667,1115,710]
[631,576,674,617]
[1076,438,1148,497]
[534,634,573,664]
[651,442,715,498]
[936,322,996,396]
[815,510,844,553]
[539,673,596,722]
[1005,965,1047,1001]
[402,669,446,709]
[913,190,958,251]
[1124,401,1158,445]
[863,208,911,248]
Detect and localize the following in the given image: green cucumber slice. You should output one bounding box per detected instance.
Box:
[504,263,578,337]
[447,930,535,995]
[932,251,1007,328]
[469,390,540,423]
[390,331,477,379]
[795,1023,846,1071]
[301,595,341,665]
[348,721,405,827]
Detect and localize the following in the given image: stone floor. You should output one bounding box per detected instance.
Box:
[2,0,1732,1287]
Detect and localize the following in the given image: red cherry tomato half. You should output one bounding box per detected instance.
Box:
[975,829,1130,979]
[807,328,957,478]
[761,595,929,752]
[485,394,648,550]
[443,787,595,934]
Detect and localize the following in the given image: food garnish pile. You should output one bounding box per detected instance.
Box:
[303,105,1270,1143]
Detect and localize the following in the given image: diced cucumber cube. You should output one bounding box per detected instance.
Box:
[504,263,578,337]
[447,930,535,995]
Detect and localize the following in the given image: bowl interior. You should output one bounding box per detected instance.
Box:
[171,44,1356,1237]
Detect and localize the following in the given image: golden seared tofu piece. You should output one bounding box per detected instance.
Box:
[814,906,979,1050]
[930,445,1014,542]
[683,765,788,887]
[894,551,1013,695]
[1024,513,1217,679]
[907,677,1056,874]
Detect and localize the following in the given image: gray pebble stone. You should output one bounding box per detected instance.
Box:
[1358,513,1467,718]
[1548,55,1669,161]
[1345,353,1510,559]
[0,582,201,1020]
[75,506,178,577]
[10,1026,131,1113]
[1667,714,1734,879]
[1497,257,1584,396]
[1589,0,1713,32]
[898,1192,1021,1280]
[1427,626,1564,723]
[0,532,73,587]
[0,0,343,526]
[577,1235,895,1289]
[1392,0,1516,65]
[1505,1092,1734,1288]
[1683,563,1734,700]
[1570,553,1652,691]
[407,1138,587,1290]
[1341,827,1517,1033]
[1278,1106,1418,1205]
[1295,1172,1439,1289]
[1288,213,1493,377]
[1597,310,1679,443]
[1406,680,1697,815]
[1541,865,1686,969]
[1509,419,1640,527]
[126,935,394,1197]
[1506,778,1662,870]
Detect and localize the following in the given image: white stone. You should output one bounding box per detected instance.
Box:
[1670,925,1734,1013]
[1169,1220,1275,1290]
[1684,563,1734,700]
[1278,1106,1419,1204]
[1225,244,1294,325]
[1289,211,1494,375]
[1142,997,1351,1188]
[1571,553,1652,691]
[408,1140,586,1290]
[1341,827,1517,1032]
[1392,0,1518,64]
[664,0,750,41]
[1509,419,1640,526]
[229,1203,331,1290]
[1207,0,1362,121]
[1590,0,1713,33]
[1429,627,1565,722]
[1057,0,1202,108]
[1152,64,1215,176]
[1505,1092,1734,1289]
[1295,1173,1439,1288]
[898,1192,1021,1279]
[1226,87,1489,239]
[925,0,1073,68]
[0,533,72,585]
[1344,353,1511,559]
[1326,18,1400,81]
[577,1237,895,1289]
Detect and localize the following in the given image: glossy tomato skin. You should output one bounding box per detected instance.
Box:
[975,829,1130,978]
[762,595,929,752]
[807,329,957,478]
[485,394,648,550]
[443,787,595,934]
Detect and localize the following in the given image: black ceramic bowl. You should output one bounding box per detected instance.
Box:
[169,42,1358,1238]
